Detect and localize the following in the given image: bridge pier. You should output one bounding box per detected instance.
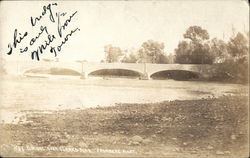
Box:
[140,72,150,80]
[80,72,88,79]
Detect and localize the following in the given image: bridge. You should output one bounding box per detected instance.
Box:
[4,60,216,79]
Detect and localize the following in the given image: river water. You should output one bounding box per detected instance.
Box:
[0,75,248,123]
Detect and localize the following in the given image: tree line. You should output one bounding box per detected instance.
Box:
[103,26,248,65]
[102,41,174,64]
[102,25,249,83]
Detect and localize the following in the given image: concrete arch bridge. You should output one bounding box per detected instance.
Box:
[4,61,216,80]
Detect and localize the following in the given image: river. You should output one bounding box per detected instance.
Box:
[0,75,248,123]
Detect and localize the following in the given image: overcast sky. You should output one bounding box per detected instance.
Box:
[0,0,249,62]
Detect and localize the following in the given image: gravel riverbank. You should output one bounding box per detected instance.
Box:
[0,95,248,157]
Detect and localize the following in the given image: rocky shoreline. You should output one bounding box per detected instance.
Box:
[0,95,248,157]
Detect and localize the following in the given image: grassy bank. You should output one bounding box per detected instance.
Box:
[0,95,248,157]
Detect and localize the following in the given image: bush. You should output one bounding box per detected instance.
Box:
[210,58,248,84]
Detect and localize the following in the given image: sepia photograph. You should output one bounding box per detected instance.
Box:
[0,0,249,157]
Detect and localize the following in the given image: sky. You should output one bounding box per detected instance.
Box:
[0,0,249,62]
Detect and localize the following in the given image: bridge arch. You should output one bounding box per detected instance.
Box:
[150,70,201,80]
[23,67,81,76]
[23,67,50,75]
[88,68,144,78]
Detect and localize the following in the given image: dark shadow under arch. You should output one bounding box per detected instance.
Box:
[151,70,200,81]
[89,69,143,78]
[24,67,81,76]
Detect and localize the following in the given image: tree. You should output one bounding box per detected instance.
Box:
[121,53,138,63]
[104,45,123,63]
[183,25,209,43]
[192,42,214,64]
[138,40,167,64]
[175,41,193,64]
[175,26,214,64]
[227,32,248,58]
[165,53,175,64]
[210,32,249,83]
[209,38,229,63]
